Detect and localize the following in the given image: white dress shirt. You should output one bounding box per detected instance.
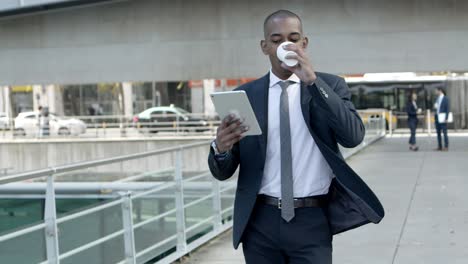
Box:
[436,94,444,114]
[259,70,334,198]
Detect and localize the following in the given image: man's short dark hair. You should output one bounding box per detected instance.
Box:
[437,87,446,95]
[263,10,303,37]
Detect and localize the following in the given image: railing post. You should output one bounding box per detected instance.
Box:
[382,111,386,136]
[44,174,60,264]
[427,109,432,137]
[174,150,187,253]
[94,121,98,138]
[121,192,137,264]
[120,121,127,138]
[176,115,180,135]
[389,110,393,136]
[212,177,222,233]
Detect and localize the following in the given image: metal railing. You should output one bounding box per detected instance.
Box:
[0,114,386,264]
[0,113,220,139]
[0,141,236,264]
[74,113,220,137]
[1,110,397,140]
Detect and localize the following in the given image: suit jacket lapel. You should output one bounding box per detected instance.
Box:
[251,73,269,166]
[300,82,313,134]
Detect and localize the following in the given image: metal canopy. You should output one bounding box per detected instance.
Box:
[0,0,124,18]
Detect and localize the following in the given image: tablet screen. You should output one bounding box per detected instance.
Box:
[210,91,262,136]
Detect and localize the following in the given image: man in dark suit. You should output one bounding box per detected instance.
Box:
[208,10,384,263]
[434,87,450,151]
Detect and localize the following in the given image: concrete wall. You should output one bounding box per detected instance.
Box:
[0,138,210,175]
[447,77,468,129]
[1,0,468,86]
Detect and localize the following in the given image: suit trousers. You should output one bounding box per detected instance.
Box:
[408,118,418,145]
[435,121,449,148]
[242,199,332,264]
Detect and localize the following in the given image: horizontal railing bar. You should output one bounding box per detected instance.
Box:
[185,216,214,234]
[0,181,224,193]
[184,194,214,210]
[0,194,234,200]
[0,182,165,194]
[131,182,176,200]
[0,193,235,200]
[221,206,234,215]
[220,184,236,193]
[0,140,211,185]
[133,208,177,230]
[0,222,46,243]
[54,178,227,227]
[183,171,212,183]
[56,198,124,224]
[0,193,234,200]
[135,234,178,259]
[115,168,174,182]
[0,194,120,199]
[59,230,125,261]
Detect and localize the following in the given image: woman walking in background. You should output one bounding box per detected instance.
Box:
[406,92,421,151]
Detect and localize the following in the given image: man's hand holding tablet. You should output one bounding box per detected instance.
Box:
[210,90,262,153]
[215,114,249,153]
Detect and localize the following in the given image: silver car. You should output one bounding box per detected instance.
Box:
[14,111,86,136]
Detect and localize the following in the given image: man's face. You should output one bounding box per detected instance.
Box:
[261,16,308,77]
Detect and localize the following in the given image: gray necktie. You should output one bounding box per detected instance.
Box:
[279,81,295,222]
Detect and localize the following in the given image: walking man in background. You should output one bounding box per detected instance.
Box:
[434,87,450,151]
[208,10,384,263]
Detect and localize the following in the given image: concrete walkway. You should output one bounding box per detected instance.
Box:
[177,135,468,264]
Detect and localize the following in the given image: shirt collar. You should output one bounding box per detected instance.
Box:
[269,69,300,88]
[438,94,444,102]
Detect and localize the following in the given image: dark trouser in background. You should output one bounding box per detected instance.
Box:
[435,120,449,148]
[242,200,332,264]
[408,117,418,145]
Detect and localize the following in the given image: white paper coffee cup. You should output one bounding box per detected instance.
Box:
[276,41,298,67]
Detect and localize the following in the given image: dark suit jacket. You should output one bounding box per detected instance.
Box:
[406,101,418,121]
[435,96,450,123]
[208,72,385,249]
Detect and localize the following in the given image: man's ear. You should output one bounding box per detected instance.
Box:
[302,37,309,49]
[260,40,268,55]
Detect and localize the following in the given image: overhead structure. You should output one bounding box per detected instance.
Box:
[0,0,124,18]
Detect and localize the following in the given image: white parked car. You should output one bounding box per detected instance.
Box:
[14,111,86,136]
[0,112,12,130]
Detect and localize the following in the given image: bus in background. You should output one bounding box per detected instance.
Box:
[343,73,460,131]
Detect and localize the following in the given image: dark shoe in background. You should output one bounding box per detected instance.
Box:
[409,145,419,151]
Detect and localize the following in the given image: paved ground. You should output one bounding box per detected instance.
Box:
[176,135,468,264]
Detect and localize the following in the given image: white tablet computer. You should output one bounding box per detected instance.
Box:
[210,91,262,136]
